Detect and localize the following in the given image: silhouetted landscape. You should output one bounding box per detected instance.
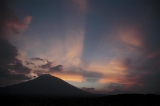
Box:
[0,74,92,97]
[0,75,160,105]
[1,0,160,105]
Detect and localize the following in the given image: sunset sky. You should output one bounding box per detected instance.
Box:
[0,0,160,94]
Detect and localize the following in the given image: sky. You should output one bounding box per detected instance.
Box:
[0,0,160,94]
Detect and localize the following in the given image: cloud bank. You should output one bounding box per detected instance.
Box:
[0,0,32,86]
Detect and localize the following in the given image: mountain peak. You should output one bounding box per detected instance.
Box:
[0,74,92,97]
[38,74,54,79]
[39,74,52,77]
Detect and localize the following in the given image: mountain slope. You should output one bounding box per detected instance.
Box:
[107,89,134,95]
[0,74,92,97]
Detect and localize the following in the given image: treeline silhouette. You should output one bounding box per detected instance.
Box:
[0,94,160,106]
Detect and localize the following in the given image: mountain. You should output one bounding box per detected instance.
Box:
[107,89,134,95]
[0,74,92,97]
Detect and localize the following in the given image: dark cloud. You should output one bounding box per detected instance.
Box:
[142,1,160,54]
[0,73,30,87]
[49,65,63,72]
[127,54,160,94]
[110,1,160,94]
[0,60,31,87]
[128,72,160,95]
[0,37,18,65]
[134,55,160,72]
[39,61,53,69]
[25,61,35,65]
[140,72,160,94]
[8,61,31,74]
[0,38,31,74]
[121,50,160,94]
[38,60,63,72]
[82,70,102,78]
[0,66,10,77]
[0,1,32,85]
[0,37,21,68]
[77,68,103,82]
[0,37,31,86]
[82,71,103,82]
[7,74,31,80]
[36,60,63,74]
[117,9,160,93]
[30,57,45,62]
[34,65,63,76]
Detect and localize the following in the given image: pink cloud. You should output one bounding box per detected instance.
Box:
[4,16,32,35]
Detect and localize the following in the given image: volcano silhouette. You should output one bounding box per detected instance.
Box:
[0,74,92,97]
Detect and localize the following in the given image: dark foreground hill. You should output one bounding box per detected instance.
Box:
[0,74,92,97]
[0,94,160,106]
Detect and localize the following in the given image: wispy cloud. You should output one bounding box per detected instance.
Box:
[30,57,45,62]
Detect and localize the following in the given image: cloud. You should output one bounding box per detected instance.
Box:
[51,67,103,83]
[25,61,35,66]
[118,26,144,49]
[0,65,30,86]
[37,60,63,74]
[6,74,31,80]
[89,11,160,93]
[0,37,18,65]
[125,53,160,94]
[128,72,160,94]
[118,21,160,93]
[139,72,160,94]
[39,61,53,69]
[4,15,32,35]
[30,57,45,62]
[80,70,103,82]
[0,66,10,77]
[0,37,31,75]
[126,3,160,94]
[34,70,46,76]
[0,1,32,86]
[8,60,31,74]
[106,83,127,91]
[0,0,32,37]
[49,65,63,72]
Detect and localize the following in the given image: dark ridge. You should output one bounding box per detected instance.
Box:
[0,94,160,105]
[0,74,93,97]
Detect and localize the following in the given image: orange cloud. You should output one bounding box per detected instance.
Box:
[118,28,142,47]
[99,75,138,85]
[52,72,85,82]
[87,58,128,75]
[83,57,138,87]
